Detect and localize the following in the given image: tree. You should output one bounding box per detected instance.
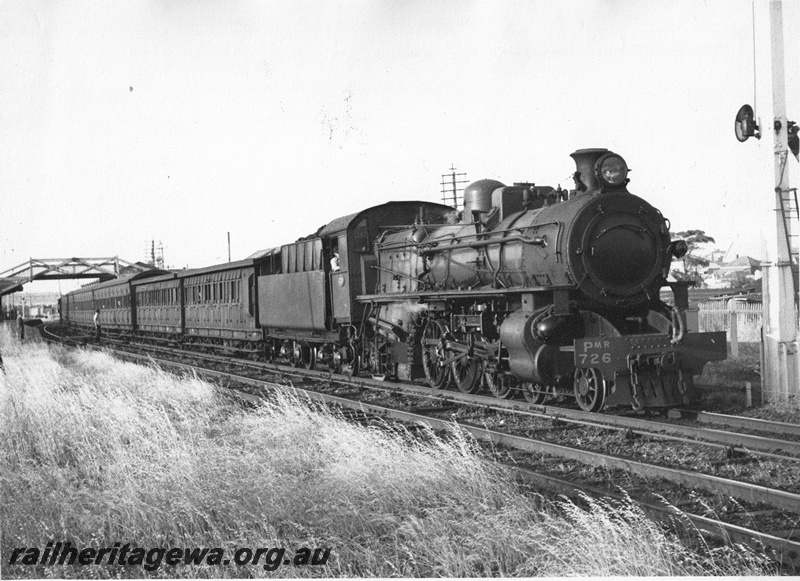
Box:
[671,230,716,286]
[728,270,756,290]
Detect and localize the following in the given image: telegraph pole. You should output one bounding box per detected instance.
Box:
[757,0,799,401]
[441,165,468,209]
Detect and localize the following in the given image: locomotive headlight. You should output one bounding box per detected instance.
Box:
[670,239,689,259]
[595,154,628,188]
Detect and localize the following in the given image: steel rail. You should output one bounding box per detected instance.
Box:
[509,466,800,570]
[206,371,800,569]
[192,362,800,570]
[68,333,800,459]
[48,333,800,570]
[249,361,800,459]
[239,379,800,569]
[236,385,800,570]
[104,349,800,514]
[688,410,800,438]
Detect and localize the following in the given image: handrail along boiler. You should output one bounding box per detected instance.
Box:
[60,148,726,412]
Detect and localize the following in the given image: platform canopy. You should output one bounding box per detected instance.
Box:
[0,257,157,297]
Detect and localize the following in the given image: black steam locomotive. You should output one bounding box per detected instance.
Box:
[61,148,726,411]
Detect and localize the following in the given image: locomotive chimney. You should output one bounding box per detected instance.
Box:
[569,148,609,194]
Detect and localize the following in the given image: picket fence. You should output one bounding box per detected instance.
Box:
[697,300,762,356]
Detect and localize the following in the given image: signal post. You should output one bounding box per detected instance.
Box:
[755,1,799,401]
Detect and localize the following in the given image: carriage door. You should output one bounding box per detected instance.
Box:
[331,233,350,321]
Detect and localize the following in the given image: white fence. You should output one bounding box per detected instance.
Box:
[697,300,762,356]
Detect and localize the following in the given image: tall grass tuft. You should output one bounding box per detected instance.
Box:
[1,326,774,577]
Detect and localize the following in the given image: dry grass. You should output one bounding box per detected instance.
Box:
[744,395,800,424]
[697,342,761,386]
[0,326,775,577]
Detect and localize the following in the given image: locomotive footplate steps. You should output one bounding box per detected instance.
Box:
[574,332,727,409]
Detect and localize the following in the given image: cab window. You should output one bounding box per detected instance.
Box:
[352,219,369,253]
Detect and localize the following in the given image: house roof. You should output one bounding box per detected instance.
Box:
[717,256,761,274]
[724,256,760,269]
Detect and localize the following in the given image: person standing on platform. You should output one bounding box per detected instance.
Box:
[16,312,24,341]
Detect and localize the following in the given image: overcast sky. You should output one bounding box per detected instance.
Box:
[2,0,798,294]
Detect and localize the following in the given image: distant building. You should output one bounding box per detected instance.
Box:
[704,256,761,289]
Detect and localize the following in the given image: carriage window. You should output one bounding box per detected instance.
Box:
[247,274,255,316]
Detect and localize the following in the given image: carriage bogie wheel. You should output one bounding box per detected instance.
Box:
[303,346,317,370]
[574,368,605,412]
[522,383,549,404]
[422,320,452,389]
[330,348,344,374]
[291,342,312,369]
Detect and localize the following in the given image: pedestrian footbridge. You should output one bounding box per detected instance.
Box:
[0,257,155,297]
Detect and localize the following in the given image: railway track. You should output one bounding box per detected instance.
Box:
[686,410,800,438]
[84,333,800,459]
[41,325,800,569]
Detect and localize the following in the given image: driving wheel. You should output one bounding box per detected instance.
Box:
[574,367,605,412]
[421,319,451,389]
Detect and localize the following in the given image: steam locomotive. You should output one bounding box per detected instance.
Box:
[61,148,727,411]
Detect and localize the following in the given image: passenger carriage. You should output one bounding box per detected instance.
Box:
[131,273,181,339]
[177,253,277,353]
[61,271,168,336]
